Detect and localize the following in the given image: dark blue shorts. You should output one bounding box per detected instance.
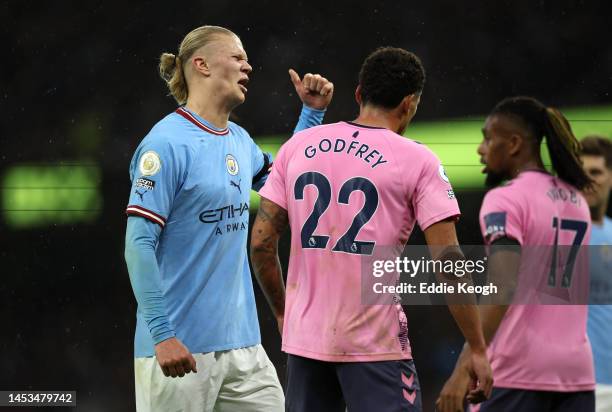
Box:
[476,387,595,412]
[285,354,421,412]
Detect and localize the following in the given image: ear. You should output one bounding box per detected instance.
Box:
[507,134,524,156]
[355,85,362,105]
[400,94,419,115]
[400,95,412,114]
[192,56,211,76]
[605,167,612,188]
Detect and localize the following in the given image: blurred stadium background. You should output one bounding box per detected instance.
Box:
[2,1,611,411]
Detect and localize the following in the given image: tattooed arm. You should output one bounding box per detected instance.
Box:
[250,197,290,335]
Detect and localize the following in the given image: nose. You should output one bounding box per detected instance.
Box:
[243,61,252,74]
[477,140,486,156]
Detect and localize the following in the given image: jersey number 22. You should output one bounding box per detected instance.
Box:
[294,171,378,255]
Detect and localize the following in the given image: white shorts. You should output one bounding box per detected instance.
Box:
[596,384,612,412]
[134,344,284,412]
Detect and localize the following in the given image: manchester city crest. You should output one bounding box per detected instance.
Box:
[226,154,239,176]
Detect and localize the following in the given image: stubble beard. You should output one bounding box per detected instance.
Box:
[484,169,507,189]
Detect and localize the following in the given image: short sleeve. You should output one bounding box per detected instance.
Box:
[258,142,289,210]
[125,137,188,228]
[479,189,524,245]
[412,154,461,231]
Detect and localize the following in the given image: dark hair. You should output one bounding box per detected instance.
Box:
[580,135,612,169]
[490,96,591,190]
[358,47,425,109]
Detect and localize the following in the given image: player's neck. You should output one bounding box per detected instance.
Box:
[185,95,231,129]
[511,159,546,179]
[590,202,608,225]
[354,106,404,133]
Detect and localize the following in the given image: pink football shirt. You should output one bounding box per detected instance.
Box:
[479,170,595,391]
[259,121,460,362]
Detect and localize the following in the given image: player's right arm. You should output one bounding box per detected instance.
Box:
[250,198,289,335]
[409,151,492,411]
[478,238,520,342]
[424,220,493,412]
[436,237,520,411]
[124,135,197,378]
[474,190,522,343]
[249,141,291,335]
[437,190,522,411]
[125,217,197,377]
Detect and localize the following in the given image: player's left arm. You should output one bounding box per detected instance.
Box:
[250,70,333,191]
[289,69,333,133]
[250,197,289,335]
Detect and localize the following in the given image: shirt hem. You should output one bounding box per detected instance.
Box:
[134,339,261,358]
[494,380,596,392]
[282,344,412,362]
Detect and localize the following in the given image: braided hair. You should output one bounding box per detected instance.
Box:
[490,96,591,190]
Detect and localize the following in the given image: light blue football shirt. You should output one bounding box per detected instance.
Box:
[587,216,612,384]
[127,107,272,357]
[125,105,323,357]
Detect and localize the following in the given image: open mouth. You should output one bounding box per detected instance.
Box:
[238,78,249,94]
[480,159,487,174]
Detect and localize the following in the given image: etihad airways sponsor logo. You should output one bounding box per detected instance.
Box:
[199,202,249,224]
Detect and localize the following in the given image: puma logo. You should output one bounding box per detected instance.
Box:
[135,189,146,201]
[230,179,241,194]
